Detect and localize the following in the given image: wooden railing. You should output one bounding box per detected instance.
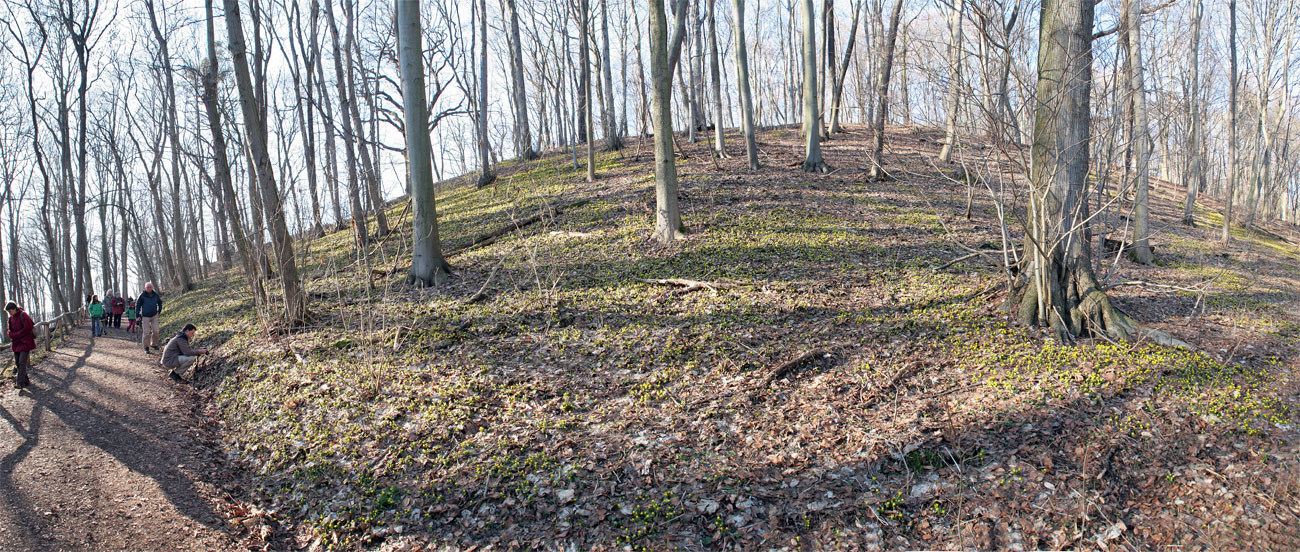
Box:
[1,307,86,355]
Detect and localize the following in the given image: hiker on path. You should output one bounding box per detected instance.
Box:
[89,295,104,337]
[111,292,126,328]
[5,302,35,389]
[161,323,208,383]
[125,301,138,333]
[137,283,163,354]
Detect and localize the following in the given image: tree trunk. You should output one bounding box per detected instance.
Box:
[800,0,829,172]
[398,0,453,287]
[600,0,622,150]
[505,0,537,160]
[1011,0,1138,341]
[144,0,194,292]
[650,0,684,243]
[1124,0,1152,264]
[731,0,760,169]
[938,0,963,163]
[324,0,371,253]
[224,0,308,325]
[828,0,862,134]
[707,0,726,157]
[343,0,390,235]
[1222,0,1237,244]
[867,0,904,181]
[581,0,596,182]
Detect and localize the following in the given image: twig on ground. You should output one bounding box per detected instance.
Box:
[764,348,829,385]
[636,278,741,294]
[465,246,520,304]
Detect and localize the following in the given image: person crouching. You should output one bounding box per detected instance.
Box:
[161,323,209,383]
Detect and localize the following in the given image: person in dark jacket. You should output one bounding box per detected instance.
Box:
[110,292,126,328]
[6,302,35,389]
[136,283,163,354]
[161,323,208,383]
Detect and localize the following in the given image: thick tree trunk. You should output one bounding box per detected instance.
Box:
[398,0,452,287]
[800,0,829,172]
[1011,0,1140,342]
[867,0,904,181]
[650,0,684,243]
[600,0,622,151]
[731,0,760,169]
[938,0,962,163]
[224,0,308,325]
[1124,0,1152,264]
[1182,0,1204,229]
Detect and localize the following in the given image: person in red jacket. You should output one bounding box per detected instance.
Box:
[110,292,126,329]
[5,302,35,389]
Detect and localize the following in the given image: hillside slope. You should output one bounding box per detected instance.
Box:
[167,125,1300,550]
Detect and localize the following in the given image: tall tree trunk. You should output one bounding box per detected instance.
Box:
[398,0,452,287]
[731,0,760,169]
[800,0,830,172]
[288,1,325,236]
[324,0,371,254]
[1125,0,1152,264]
[223,0,308,324]
[1012,0,1137,341]
[476,0,496,186]
[828,0,862,134]
[1222,0,1237,243]
[600,0,622,150]
[505,0,537,160]
[581,0,596,181]
[707,0,726,157]
[867,0,904,180]
[343,0,390,235]
[938,0,963,163]
[650,0,684,243]
[144,0,194,292]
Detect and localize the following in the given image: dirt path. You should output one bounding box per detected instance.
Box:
[1,327,240,551]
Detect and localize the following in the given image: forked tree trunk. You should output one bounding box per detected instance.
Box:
[649,0,684,243]
[1011,0,1139,342]
[828,0,862,134]
[398,0,452,287]
[800,0,829,173]
[867,0,904,180]
[731,0,760,169]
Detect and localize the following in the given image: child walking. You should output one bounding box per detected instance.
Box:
[125,301,138,333]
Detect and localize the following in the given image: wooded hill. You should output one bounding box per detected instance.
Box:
[164,124,1300,551]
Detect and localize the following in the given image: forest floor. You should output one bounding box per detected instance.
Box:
[0,327,248,551]
[22,123,1300,551]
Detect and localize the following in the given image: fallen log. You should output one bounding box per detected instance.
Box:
[764,348,829,384]
[448,199,589,258]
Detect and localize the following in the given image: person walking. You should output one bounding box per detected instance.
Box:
[125,301,138,334]
[161,323,208,383]
[89,295,104,337]
[137,283,163,354]
[111,292,126,328]
[5,302,35,389]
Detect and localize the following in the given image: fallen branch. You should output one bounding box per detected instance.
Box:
[636,278,740,294]
[465,246,519,304]
[765,348,829,384]
[448,199,589,258]
[1102,280,1207,294]
[934,250,1005,271]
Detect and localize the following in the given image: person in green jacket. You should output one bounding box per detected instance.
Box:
[125,301,138,334]
[89,295,104,337]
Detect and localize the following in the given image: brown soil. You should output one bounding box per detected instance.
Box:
[0,328,248,551]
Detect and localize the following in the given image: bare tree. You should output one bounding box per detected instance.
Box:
[223,0,309,324]
[866,0,903,181]
[1124,0,1152,264]
[800,0,829,172]
[398,0,452,287]
[731,0,760,169]
[938,0,962,163]
[650,0,684,243]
